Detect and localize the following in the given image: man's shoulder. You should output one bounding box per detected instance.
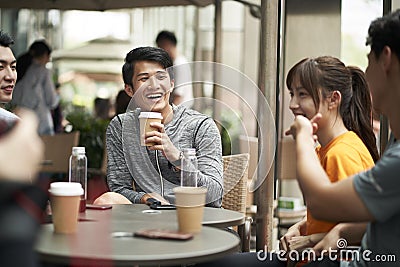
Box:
[107,113,128,132]
[175,105,209,122]
[109,112,137,124]
[109,113,124,125]
[171,106,217,135]
[108,111,141,133]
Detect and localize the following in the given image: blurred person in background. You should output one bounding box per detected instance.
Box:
[12,39,59,135]
[115,89,131,115]
[51,82,64,133]
[94,97,113,120]
[156,30,193,106]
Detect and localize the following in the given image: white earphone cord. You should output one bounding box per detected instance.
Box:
[155,150,164,197]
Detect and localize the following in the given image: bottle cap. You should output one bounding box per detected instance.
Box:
[72,146,85,155]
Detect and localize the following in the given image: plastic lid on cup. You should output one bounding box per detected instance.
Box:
[138,112,163,119]
[49,182,84,196]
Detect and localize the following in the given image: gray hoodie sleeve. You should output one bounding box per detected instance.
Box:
[193,117,223,207]
[106,116,145,203]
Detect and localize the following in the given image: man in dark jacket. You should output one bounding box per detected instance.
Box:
[0,29,48,267]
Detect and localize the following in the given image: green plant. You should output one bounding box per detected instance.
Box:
[66,107,109,169]
[214,110,242,156]
[220,124,232,156]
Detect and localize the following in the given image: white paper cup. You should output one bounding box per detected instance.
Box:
[173,186,207,234]
[138,112,163,146]
[49,182,83,234]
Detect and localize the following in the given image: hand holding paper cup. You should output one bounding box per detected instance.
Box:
[48,182,83,234]
[138,112,163,146]
[173,186,207,234]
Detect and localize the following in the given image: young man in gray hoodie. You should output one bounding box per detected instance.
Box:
[95,47,223,207]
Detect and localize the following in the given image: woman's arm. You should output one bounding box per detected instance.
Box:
[287,115,374,222]
[312,222,367,254]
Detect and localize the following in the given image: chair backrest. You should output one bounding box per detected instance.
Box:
[222,153,250,214]
[239,135,258,182]
[277,137,296,180]
[239,135,258,206]
[40,131,80,174]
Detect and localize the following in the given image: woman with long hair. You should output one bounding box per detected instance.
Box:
[280,56,378,265]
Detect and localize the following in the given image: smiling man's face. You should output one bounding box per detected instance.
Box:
[0,46,16,103]
[125,60,173,115]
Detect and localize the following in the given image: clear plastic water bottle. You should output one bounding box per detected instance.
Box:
[181,148,198,187]
[69,147,87,212]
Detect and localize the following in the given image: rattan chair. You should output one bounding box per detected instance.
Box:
[222,153,252,252]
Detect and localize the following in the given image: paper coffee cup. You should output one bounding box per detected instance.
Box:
[173,186,207,234]
[49,182,83,234]
[138,112,163,146]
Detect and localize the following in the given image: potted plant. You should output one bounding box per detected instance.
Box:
[66,106,109,169]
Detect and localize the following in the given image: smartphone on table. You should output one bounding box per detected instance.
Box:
[86,204,112,210]
[134,229,193,240]
[149,202,176,210]
[146,197,176,210]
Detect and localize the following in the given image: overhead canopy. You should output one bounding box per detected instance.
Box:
[0,0,214,11]
[52,36,134,75]
[52,36,133,61]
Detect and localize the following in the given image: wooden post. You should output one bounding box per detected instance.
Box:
[255,0,280,251]
[379,0,391,154]
[212,0,222,123]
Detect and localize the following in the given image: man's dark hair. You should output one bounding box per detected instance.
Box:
[122,46,173,86]
[29,40,52,58]
[366,9,400,59]
[0,30,14,47]
[17,39,52,82]
[155,30,177,46]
